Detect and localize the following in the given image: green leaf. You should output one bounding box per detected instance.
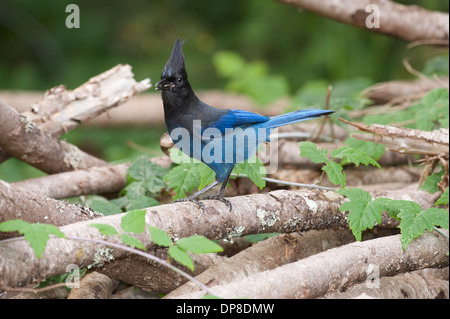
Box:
[164,164,201,200]
[148,226,172,247]
[169,245,194,271]
[125,196,159,211]
[0,220,65,258]
[213,51,246,78]
[422,88,449,108]
[176,235,224,254]
[233,158,266,189]
[323,161,346,188]
[127,155,169,196]
[383,199,422,220]
[89,223,118,236]
[123,182,146,200]
[435,187,449,206]
[0,219,29,232]
[165,148,220,200]
[422,54,449,77]
[299,141,347,187]
[89,199,122,216]
[398,207,449,250]
[121,209,146,234]
[243,232,280,243]
[331,146,381,168]
[120,234,146,251]
[198,168,216,190]
[344,137,385,161]
[416,89,449,131]
[299,141,329,164]
[419,169,445,194]
[338,189,386,241]
[213,51,288,106]
[415,106,436,131]
[169,147,204,165]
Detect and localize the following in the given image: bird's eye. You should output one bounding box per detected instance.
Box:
[177,76,183,83]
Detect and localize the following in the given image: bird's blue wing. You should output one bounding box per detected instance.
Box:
[207,109,269,134]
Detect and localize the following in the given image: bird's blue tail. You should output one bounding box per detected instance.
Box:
[263,109,334,129]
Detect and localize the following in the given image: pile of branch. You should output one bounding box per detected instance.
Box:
[1,0,449,299]
[1,64,448,300]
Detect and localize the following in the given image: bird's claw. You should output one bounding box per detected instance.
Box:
[203,195,232,211]
[174,197,206,211]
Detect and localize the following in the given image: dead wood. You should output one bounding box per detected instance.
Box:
[172,230,449,299]
[362,77,449,105]
[272,166,422,189]
[97,249,225,294]
[0,65,151,165]
[0,99,107,173]
[341,119,449,156]
[2,90,285,127]
[22,65,151,137]
[7,284,69,299]
[275,0,449,44]
[0,188,437,289]
[0,180,102,239]
[260,140,418,169]
[13,163,130,199]
[164,229,355,298]
[11,156,172,200]
[322,267,449,299]
[67,271,120,299]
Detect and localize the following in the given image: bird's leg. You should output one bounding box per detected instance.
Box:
[174,180,219,211]
[203,173,232,211]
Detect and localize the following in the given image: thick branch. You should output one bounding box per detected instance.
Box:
[322,268,449,299]
[174,230,449,299]
[165,229,355,298]
[0,180,102,239]
[23,64,151,137]
[0,188,438,288]
[67,272,120,299]
[275,0,449,43]
[341,118,449,156]
[0,99,107,173]
[97,249,225,294]
[13,163,130,199]
[11,156,171,200]
[362,76,449,105]
[260,140,419,169]
[0,64,151,164]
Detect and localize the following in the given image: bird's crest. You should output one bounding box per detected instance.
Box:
[162,38,186,78]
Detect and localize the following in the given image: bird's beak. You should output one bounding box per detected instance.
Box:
[155,79,175,91]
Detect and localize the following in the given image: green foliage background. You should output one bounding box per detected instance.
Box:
[0,0,448,182]
[1,0,448,90]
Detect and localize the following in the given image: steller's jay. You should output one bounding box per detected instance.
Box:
[156,39,334,210]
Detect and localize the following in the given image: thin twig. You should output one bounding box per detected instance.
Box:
[433,226,449,239]
[0,234,222,298]
[262,177,338,192]
[311,86,332,142]
[1,282,68,294]
[64,236,222,298]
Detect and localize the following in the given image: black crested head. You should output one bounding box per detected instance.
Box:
[156,39,198,110]
[162,38,186,79]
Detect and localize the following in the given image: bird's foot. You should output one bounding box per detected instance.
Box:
[203,195,232,211]
[174,197,205,211]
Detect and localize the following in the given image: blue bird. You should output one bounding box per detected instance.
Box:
[156,39,333,210]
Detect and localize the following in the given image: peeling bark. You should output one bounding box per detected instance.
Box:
[165,229,355,298]
[172,230,449,299]
[0,180,102,239]
[0,188,438,289]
